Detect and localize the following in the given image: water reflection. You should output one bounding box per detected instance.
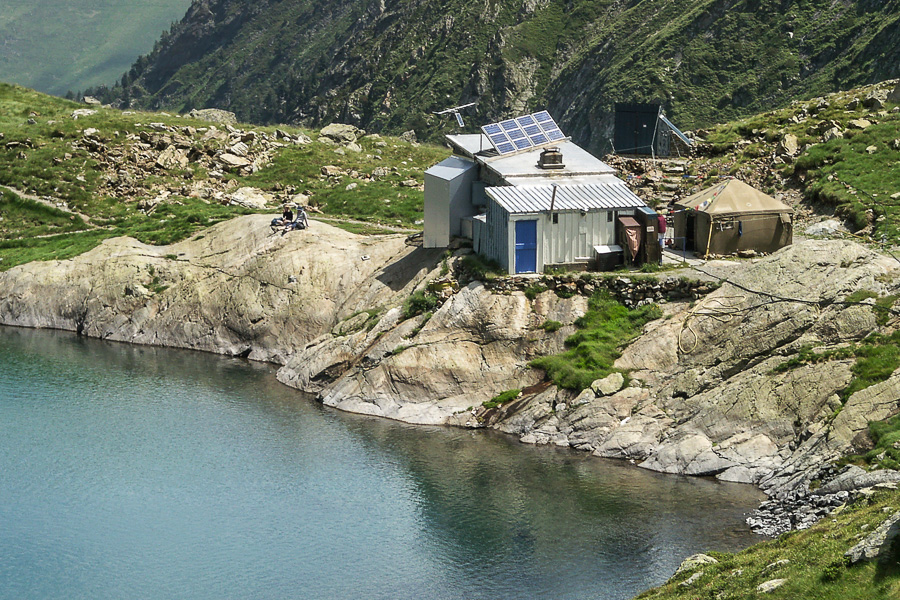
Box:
[0,326,763,600]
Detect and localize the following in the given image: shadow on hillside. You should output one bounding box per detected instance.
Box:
[376,247,444,291]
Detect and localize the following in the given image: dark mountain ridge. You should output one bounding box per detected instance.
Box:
[92,0,900,154]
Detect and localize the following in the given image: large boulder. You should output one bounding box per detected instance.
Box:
[491,240,899,488]
[319,123,361,145]
[889,82,900,104]
[225,187,273,209]
[846,511,900,564]
[280,282,587,424]
[188,108,237,125]
[156,145,189,170]
[0,216,430,366]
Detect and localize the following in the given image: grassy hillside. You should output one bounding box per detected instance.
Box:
[86,0,900,154]
[0,82,447,271]
[0,0,192,96]
[638,487,900,600]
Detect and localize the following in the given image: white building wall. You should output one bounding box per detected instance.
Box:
[424,175,450,248]
[544,210,617,265]
[424,156,477,249]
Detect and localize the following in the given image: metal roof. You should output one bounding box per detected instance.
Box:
[424,155,476,181]
[444,135,616,180]
[445,133,492,157]
[485,182,646,214]
[481,140,615,180]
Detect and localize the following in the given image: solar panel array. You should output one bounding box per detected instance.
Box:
[481,111,565,155]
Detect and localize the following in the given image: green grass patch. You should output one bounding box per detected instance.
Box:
[524,283,548,300]
[0,229,112,270]
[529,291,661,391]
[636,488,900,600]
[774,330,900,402]
[0,188,88,239]
[540,320,563,332]
[235,137,447,227]
[839,413,900,471]
[482,388,521,409]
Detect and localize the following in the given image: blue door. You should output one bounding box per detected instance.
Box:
[515,220,538,273]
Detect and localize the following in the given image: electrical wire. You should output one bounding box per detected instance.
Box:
[675,261,900,354]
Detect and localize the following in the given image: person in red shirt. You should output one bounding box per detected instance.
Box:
[657,211,667,264]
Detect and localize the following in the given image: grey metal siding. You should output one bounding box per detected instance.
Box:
[481,199,510,271]
[424,174,450,247]
[448,165,477,237]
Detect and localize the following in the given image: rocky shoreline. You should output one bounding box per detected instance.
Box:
[1,218,899,537]
[749,465,900,536]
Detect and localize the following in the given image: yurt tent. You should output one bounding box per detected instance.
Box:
[673,179,793,256]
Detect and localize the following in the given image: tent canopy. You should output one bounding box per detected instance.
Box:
[675,179,793,216]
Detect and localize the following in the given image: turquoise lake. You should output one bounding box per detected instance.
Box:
[0,326,764,599]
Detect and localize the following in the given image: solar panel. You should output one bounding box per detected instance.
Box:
[481,111,566,155]
[516,115,536,127]
[513,137,532,150]
[545,128,565,141]
[489,133,509,145]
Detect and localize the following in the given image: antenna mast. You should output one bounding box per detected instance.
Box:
[433,102,476,128]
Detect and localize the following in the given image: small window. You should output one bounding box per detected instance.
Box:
[552,213,559,224]
[607,211,614,222]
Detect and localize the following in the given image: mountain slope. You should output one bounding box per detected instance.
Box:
[0,0,192,96]
[95,0,900,153]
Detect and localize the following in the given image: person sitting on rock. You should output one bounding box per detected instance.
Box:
[271,204,294,232]
[282,206,309,234]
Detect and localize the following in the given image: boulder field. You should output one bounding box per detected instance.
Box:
[2,215,899,510]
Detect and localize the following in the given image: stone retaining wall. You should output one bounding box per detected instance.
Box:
[485,273,717,307]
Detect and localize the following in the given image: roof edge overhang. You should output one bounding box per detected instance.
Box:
[693,208,795,218]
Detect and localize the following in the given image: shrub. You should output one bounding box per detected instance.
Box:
[401,290,439,320]
[460,255,503,281]
[540,320,562,332]
[524,283,548,300]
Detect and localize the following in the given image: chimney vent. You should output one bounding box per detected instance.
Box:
[538,146,564,169]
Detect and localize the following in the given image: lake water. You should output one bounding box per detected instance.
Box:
[0,326,764,600]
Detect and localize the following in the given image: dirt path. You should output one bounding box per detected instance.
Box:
[0,184,96,226]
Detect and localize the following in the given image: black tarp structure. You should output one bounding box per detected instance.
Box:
[614,103,693,158]
[614,103,660,155]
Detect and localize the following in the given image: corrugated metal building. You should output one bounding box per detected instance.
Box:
[475,183,646,273]
[425,115,650,274]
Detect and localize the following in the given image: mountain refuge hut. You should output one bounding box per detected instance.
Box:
[672,179,794,256]
[424,111,653,274]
